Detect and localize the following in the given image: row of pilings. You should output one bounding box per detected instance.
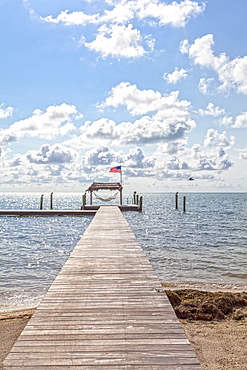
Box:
[175,192,186,212]
[40,192,143,212]
[40,192,187,212]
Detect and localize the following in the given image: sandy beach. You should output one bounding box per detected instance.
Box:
[181,317,247,370]
[0,308,35,370]
[1,296,246,370]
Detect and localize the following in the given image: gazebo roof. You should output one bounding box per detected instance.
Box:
[86,182,123,192]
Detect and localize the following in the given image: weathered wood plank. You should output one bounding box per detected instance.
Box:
[3,206,201,369]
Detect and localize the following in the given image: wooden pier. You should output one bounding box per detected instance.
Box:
[3,206,201,369]
[0,205,139,217]
[0,209,97,217]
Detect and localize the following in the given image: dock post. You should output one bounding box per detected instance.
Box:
[133,191,136,204]
[175,192,178,210]
[50,192,53,210]
[139,196,143,212]
[40,194,44,210]
[136,194,139,205]
[120,188,123,205]
[82,193,86,209]
[183,196,186,212]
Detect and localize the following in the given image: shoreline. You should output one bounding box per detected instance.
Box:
[161,281,247,293]
[1,281,247,314]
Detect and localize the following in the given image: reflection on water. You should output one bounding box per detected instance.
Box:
[0,192,246,311]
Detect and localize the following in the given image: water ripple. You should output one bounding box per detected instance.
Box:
[0,192,246,311]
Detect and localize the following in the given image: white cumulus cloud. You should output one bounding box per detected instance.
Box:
[11,103,79,139]
[67,114,195,147]
[40,0,205,28]
[163,68,188,84]
[233,112,247,128]
[1,104,80,147]
[203,128,235,148]
[180,34,247,94]
[99,82,191,116]
[81,146,123,166]
[157,139,188,155]
[198,103,225,117]
[41,10,99,26]
[136,0,205,27]
[38,0,205,59]
[153,128,235,176]
[0,131,17,147]
[191,146,233,171]
[198,78,215,94]
[83,24,152,59]
[217,116,233,126]
[26,143,78,164]
[65,83,195,147]
[0,104,82,155]
[0,104,14,119]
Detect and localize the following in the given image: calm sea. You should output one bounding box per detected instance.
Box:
[0,192,246,311]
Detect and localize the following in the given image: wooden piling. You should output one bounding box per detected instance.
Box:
[139,195,143,212]
[120,188,123,205]
[183,196,186,212]
[50,192,53,210]
[40,194,44,210]
[133,191,136,204]
[175,192,178,210]
[82,193,86,208]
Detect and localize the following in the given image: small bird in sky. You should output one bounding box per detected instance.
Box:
[188,177,195,181]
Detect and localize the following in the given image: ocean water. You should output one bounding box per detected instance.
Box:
[125,193,247,290]
[0,192,246,311]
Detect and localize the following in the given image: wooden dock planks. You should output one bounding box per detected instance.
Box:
[0,205,139,217]
[0,209,96,216]
[3,206,201,369]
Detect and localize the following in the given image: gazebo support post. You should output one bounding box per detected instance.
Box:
[90,191,93,205]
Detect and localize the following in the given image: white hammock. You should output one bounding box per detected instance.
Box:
[93,191,119,202]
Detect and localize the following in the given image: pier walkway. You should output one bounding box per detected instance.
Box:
[3,206,201,369]
[0,205,139,217]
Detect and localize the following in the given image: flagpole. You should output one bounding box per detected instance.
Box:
[120,169,122,185]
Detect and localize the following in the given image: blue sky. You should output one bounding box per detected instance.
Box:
[0,0,246,193]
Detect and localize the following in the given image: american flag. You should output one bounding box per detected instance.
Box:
[109,166,121,173]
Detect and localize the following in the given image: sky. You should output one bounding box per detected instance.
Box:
[0,0,247,193]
